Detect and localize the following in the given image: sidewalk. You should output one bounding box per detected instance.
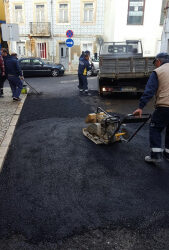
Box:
[0,87,27,171]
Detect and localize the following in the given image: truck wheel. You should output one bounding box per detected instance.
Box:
[99,87,104,97]
[100,92,103,97]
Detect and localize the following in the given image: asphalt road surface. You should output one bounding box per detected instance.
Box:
[0,75,169,250]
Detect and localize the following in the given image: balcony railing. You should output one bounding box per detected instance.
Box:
[30,22,51,37]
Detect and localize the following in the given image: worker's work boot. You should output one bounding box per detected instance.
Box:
[79,89,83,95]
[84,90,91,96]
[145,151,163,164]
[13,97,21,101]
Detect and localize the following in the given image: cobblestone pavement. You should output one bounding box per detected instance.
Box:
[0,88,20,145]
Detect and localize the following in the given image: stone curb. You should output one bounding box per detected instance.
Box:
[65,71,77,75]
[0,95,27,172]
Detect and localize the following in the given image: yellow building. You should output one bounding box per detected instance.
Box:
[0,0,7,50]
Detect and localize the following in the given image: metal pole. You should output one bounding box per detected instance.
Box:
[51,0,54,63]
[9,25,14,52]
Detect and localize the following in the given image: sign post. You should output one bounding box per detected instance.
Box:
[66,30,74,72]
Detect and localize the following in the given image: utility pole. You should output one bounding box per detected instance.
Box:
[50,0,54,63]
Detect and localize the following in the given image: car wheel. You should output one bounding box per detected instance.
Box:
[51,69,59,77]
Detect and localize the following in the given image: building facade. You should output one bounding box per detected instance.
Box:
[104,0,165,57]
[0,0,7,50]
[4,0,104,71]
[3,0,165,71]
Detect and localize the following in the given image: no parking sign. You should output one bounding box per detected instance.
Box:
[66,30,73,38]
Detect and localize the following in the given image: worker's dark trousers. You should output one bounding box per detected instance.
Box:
[0,76,6,94]
[8,76,23,98]
[78,74,88,91]
[78,74,83,90]
[149,107,169,158]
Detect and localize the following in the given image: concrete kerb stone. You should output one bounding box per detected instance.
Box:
[65,71,77,75]
[0,95,27,172]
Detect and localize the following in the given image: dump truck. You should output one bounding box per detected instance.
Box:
[98,40,155,96]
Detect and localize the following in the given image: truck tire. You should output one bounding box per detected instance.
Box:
[99,88,103,97]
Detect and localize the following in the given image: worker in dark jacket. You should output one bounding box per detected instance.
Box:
[133,52,169,164]
[0,48,10,97]
[78,50,91,95]
[78,51,85,93]
[5,53,24,101]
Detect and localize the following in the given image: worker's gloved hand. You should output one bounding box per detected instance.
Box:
[20,76,24,80]
[133,108,143,118]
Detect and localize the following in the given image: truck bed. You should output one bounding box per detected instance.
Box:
[99,56,155,79]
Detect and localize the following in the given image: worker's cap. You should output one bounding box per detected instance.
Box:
[84,50,90,56]
[11,52,17,57]
[153,52,169,64]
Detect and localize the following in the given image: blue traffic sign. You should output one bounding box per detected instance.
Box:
[66,30,73,38]
[66,38,74,48]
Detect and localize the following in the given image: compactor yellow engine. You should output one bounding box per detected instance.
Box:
[83,107,151,145]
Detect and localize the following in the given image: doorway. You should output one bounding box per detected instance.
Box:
[59,43,69,70]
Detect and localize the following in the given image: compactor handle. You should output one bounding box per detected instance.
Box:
[122,114,151,124]
[123,114,151,143]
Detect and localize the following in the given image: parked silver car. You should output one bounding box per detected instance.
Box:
[87,58,99,76]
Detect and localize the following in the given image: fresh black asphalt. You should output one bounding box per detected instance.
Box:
[0,76,169,249]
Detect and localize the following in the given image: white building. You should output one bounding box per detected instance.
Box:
[161,1,169,52]
[104,0,165,57]
[4,0,105,71]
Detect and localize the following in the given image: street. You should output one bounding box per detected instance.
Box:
[0,75,169,250]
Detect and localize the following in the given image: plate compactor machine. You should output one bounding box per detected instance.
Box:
[83,107,151,144]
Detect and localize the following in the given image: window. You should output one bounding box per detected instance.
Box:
[32,59,43,65]
[36,4,45,22]
[82,43,93,56]
[20,59,30,65]
[160,0,168,25]
[37,43,47,59]
[127,0,145,25]
[17,42,26,57]
[59,4,68,23]
[18,46,25,56]
[61,48,64,57]
[84,3,93,22]
[14,4,23,23]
